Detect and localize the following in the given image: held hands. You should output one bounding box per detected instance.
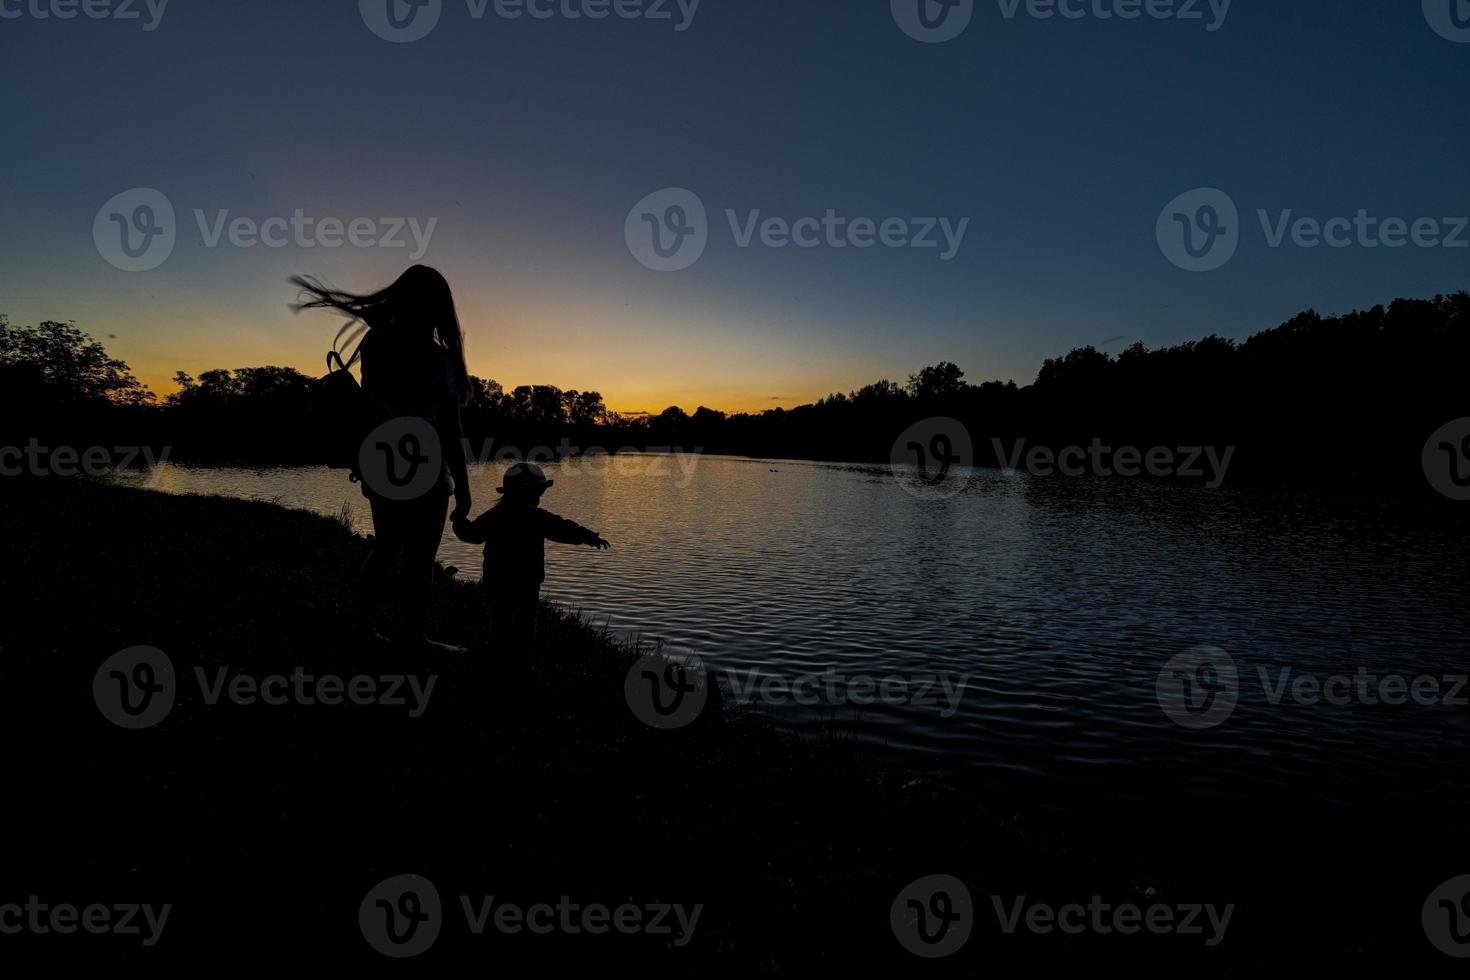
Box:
[451,489,472,523]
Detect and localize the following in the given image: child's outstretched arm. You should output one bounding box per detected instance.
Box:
[537,511,610,549]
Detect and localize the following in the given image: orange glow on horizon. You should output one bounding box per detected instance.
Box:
[135,367,830,417]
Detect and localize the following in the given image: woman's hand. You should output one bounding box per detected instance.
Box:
[451,487,472,522]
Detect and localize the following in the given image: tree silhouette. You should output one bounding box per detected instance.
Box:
[2,290,1466,492]
[0,318,152,406]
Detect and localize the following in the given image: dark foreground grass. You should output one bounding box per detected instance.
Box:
[0,477,1422,973]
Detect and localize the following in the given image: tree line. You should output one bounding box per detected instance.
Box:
[2,290,1467,490]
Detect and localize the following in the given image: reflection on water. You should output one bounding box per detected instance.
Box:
[114,454,1470,859]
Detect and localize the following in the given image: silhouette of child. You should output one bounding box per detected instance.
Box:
[451,462,609,662]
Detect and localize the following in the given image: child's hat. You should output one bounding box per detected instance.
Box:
[497,462,554,494]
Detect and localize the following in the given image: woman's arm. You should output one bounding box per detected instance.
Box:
[441,398,472,520]
[451,511,490,545]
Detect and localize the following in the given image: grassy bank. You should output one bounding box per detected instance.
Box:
[0,477,1402,972]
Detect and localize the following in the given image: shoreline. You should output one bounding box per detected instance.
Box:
[0,476,1427,969]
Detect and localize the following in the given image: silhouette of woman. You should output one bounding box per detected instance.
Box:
[292,265,472,652]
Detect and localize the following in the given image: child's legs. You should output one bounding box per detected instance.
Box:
[508,582,540,658]
[487,588,514,654]
[487,581,540,664]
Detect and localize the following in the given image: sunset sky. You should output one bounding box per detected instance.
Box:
[2,0,1466,414]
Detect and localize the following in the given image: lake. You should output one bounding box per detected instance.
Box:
[112,453,1470,868]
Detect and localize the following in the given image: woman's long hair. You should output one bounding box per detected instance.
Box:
[291,264,470,404]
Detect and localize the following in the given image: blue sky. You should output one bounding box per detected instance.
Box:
[1,0,1466,411]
